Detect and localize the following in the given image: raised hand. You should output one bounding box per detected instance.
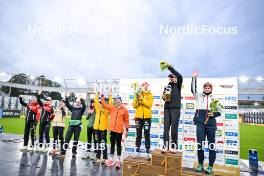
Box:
[160,60,171,71]
[65,92,70,97]
[192,71,199,78]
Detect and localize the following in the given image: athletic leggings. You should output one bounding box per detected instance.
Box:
[110,131,123,156]
[52,126,64,150]
[87,127,97,152]
[61,125,81,155]
[95,130,108,159]
[39,121,51,148]
[23,120,36,147]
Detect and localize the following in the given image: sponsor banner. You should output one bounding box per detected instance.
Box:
[185,103,195,109]
[128,110,136,114]
[125,147,135,152]
[225,159,239,166]
[150,133,159,139]
[185,111,196,115]
[216,122,224,127]
[225,150,239,156]
[128,132,136,137]
[225,132,238,137]
[224,106,238,110]
[225,140,238,147]
[225,121,239,130]
[2,110,21,118]
[120,78,239,167]
[225,113,238,119]
[185,96,196,100]
[216,130,224,137]
[151,118,159,124]
[184,120,194,125]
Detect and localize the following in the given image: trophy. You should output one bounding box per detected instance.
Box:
[162,85,172,102]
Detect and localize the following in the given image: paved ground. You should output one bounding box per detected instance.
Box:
[0,133,263,176]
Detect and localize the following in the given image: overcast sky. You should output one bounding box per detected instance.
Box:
[0,0,263,80]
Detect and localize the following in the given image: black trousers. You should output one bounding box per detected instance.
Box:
[87,127,97,152]
[24,120,36,147]
[53,126,64,149]
[61,125,81,155]
[196,125,216,167]
[135,118,151,153]
[110,131,123,156]
[95,130,108,159]
[39,121,51,147]
[163,108,180,150]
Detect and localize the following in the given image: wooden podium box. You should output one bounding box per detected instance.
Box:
[123,156,151,176]
[123,149,183,176]
[151,149,182,176]
[138,164,165,176]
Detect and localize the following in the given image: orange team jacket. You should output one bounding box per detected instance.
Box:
[101,97,129,133]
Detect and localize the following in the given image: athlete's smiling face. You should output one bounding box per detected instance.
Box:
[203,86,212,94]
[142,84,149,92]
[169,77,177,83]
[75,99,81,108]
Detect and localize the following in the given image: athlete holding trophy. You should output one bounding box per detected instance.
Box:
[132,81,154,159]
[160,61,183,153]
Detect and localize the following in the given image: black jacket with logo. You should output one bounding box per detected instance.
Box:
[65,97,86,121]
[163,66,183,109]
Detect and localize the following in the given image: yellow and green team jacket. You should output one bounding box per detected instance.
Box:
[93,93,112,131]
[132,90,154,119]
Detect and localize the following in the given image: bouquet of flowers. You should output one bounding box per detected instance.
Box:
[204,100,223,124]
[160,61,171,71]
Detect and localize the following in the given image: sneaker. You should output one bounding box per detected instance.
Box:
[132,153,140,159]
[49,149,56,155]
[101,159,107,164]
[60,154,66,160]
[169,148,177,153]
[195,164,204,172]
[145,155,151,161]
[49,149,56,154]
[160,148,169,153]
[82,153,90,159]
[105,159,115,167]
[115,160,121,169]
[35,147,41,152]
[27,146,34,152]
[37,147,44,153]
[20,146,28,152]
[42,148,49,153]
[90,153,96,160]
[93,158,101,164]
[205,166,213,174]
